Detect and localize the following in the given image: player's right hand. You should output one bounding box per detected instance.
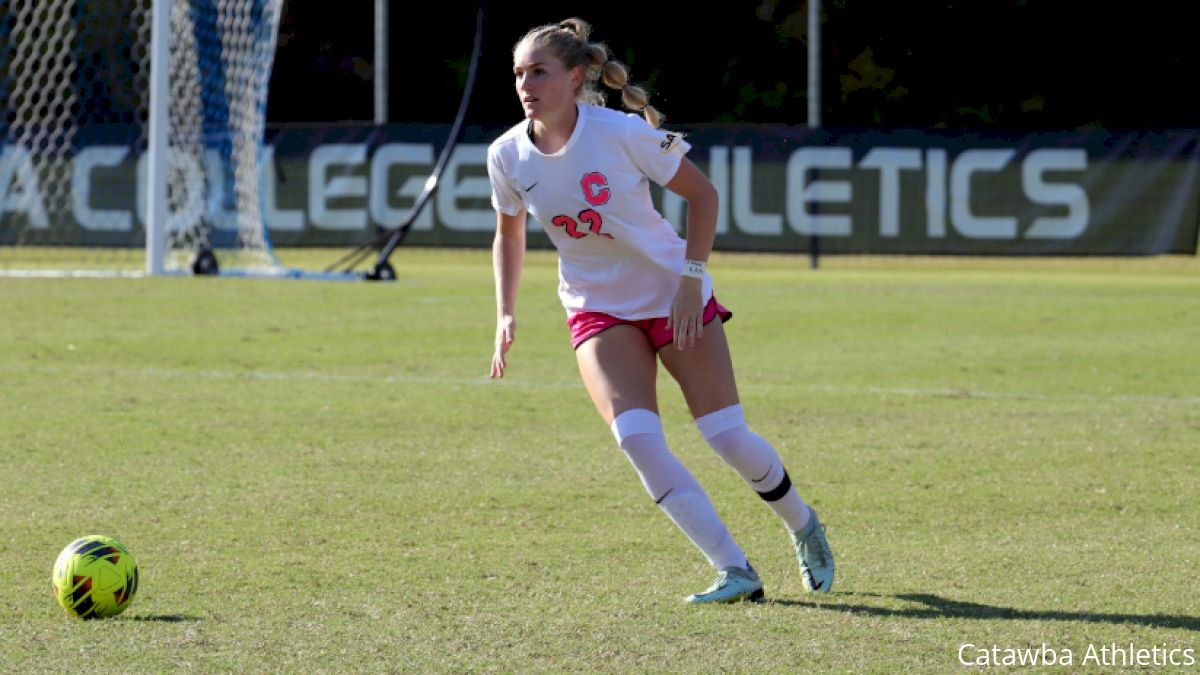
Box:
[490,315,516,378]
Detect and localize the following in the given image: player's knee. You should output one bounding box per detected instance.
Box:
[610,408,663,448]
[612,409,670,475]
[696,404,786,493]
[610,408,696,502]
[695,404,753,459]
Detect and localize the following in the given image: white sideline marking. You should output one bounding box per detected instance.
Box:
[0,363,579,390]
[2,363,1197,404]
[796,383,1200,404]
[0,269,145,278]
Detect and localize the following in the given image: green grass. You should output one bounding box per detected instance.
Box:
[1,249,1198,672]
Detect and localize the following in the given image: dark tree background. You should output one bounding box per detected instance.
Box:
[267,1,1198,130]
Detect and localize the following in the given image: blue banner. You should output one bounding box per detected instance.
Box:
[2,124,1198,254]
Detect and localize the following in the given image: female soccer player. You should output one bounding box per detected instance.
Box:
[486,17,834,603]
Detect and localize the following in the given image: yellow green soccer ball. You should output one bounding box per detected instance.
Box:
[51,535,139,619]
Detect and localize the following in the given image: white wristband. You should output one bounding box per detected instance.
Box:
[681,259,706,279]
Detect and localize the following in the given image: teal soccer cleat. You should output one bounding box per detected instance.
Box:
[685,564,764,604]
[791,510,834,593]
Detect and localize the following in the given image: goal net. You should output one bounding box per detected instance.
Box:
[0,0,291,277]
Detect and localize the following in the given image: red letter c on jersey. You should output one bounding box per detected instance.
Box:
[581,172,611,206]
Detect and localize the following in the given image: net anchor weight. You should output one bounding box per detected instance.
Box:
[190,246,220,276]
[363,261,396,281]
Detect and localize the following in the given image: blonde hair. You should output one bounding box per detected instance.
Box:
[515,17,664,128]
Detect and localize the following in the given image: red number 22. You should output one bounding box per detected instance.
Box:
[552,208,612,240]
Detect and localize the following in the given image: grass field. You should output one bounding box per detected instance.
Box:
[1,248,1198,672]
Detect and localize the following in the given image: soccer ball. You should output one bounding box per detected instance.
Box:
[51,535,139,619]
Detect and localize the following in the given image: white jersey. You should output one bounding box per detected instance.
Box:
[487,103,713,319]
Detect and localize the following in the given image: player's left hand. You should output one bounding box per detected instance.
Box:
[667,276,705,350]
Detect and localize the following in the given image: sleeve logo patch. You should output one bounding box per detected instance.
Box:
[660,132,681,154]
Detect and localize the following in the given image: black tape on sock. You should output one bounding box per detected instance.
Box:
[757,469,792,502]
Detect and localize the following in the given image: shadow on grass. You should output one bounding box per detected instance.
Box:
[771,593,1200,632]
[126,614,201,623]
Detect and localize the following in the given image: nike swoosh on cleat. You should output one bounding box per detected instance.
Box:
[523,182,538,192]
[804,570,824,591]
[654,487,674,504]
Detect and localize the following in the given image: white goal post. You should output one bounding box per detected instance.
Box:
[146,0,173,276]
[0,0,323,277]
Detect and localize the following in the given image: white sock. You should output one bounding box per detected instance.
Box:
[611,409,747,570]
[696,404,811,533]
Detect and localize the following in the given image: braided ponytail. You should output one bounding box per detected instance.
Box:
[591,43,664,129]
[516,17,665,128]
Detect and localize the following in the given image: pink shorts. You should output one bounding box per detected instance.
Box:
[567,297,733,351]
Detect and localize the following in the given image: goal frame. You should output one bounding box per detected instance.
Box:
[146,0,169,276]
